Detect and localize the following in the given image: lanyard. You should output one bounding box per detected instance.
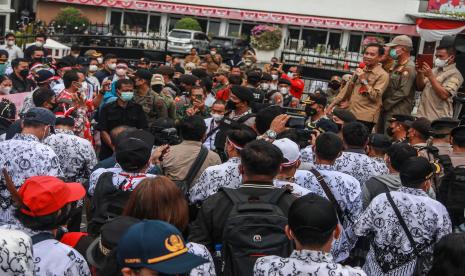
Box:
[119,173,146,191]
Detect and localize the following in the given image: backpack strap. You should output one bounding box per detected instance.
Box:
[310,168,346,225]
[385,192,420,256]
[183,146,209,188]
[31,232,55,245]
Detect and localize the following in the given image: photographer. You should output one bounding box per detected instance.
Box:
[177,85,210,121]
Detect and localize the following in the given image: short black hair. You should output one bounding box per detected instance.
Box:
[63,69,80,89]
[190,85,205,96]
[429,233,465,276]
[11,58,29,69]
[315,132,343,161]
[436,46,456,56]
[32,88,55,107]
[227,124,257,149]
[228,75,243,85]
[452,135,465,148]
[179,115,207,142]
[15,204,72,231]
[104,53,117,61]
[240,140,282,177]
[5,33,15,39]
[255,105,283,135]
[23,120,47,128]
[35,33,47,40]
[364,43,385,56]
[342,122,369,148]
[116,79,134,90]
[55,116,75,127]
[387,143,418,172]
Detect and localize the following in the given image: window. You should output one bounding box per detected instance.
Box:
[288,28,300,40]
[123,12,148,32]
[348,34,363,52]
[169,17,180,31]
[110,11,122,29]
[328,33,341,50]
[228,23,241,37]
[197,18,208,33]
[169,30,192,39]
[241,23,256,40]
[148,15,161,33]
[302,29,327,49]
[208,21,220,36]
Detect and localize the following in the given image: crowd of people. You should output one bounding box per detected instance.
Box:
[0,30,463,276]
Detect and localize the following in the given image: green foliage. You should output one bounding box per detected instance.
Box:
[174,17,202,31]
[53,7,89,30]
[250,25,282,51]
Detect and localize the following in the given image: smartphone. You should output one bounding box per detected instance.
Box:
[286,115,306,129]
[416,54,434,68]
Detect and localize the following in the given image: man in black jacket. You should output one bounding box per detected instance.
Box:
[189,140,296,251]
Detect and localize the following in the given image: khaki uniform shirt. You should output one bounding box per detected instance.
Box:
[184,55,201,66]
[134,90,168,128]
[161,140,222,183]
[335,64,389,123]
[382,59,416,116]
[416,64,464,121]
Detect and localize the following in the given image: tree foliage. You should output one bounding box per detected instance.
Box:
[174,17,202,31]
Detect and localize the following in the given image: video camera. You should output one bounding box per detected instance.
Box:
[282,107,307,129]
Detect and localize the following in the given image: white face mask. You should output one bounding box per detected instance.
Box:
[211,113,224,122]
[79,82,88,95]
[280,87,289,95]
[260,83,270,91]
[287,71,295,79]
[116,68,127,76]
[434,57,449,68]
[210,51,216,56]
[97,57,103,64]
[6,40,14,46]
[72,53,79,58]
[35,41,44,47]
[89,65,98,72]
[108,63,117,71]
[271,74,279,81]
[0,86,11,94]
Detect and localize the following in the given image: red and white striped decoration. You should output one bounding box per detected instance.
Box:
[416,18,465,42]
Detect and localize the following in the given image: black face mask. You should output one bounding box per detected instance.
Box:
[328,82,341,90]
[19,69,29,78]
[305,105,317,117]
[152,84,163,93]
[226,100,237,110]
[386,127,394,137]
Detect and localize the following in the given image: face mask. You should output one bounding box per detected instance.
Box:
[89,65,98,72]
[434,58,448,68]
[19,69,29,78]
[386,127,394,137]
[280,87,289,95]
[328,82,341,90]
[97,57,103,64]
[211,113,224,122]
[6,40,14,46]
[305,106,317,116]
[226,100,237,110]
[108,63,116,70]
[120,91,134,102]
[35,41,44,47]
[389,49,399,60]
[245,61,253,67]
[271,74,278,81]
[335,122,343,132]
[0,87,11,94]
[72,53,79,58]
[0,64,6,75]
[210,51,216,56]
[152,84,163,93]
[260,83,270,91]
[116,68,127,76]
[287,71,295,79]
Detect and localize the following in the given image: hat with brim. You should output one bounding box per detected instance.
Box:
[385,35,413,48]
[143,251,208,274]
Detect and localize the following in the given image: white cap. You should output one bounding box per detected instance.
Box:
[273,138,301,167]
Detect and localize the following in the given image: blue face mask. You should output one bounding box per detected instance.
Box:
[0,63,6,75]
[120,91,134,102]
[389,49,399,60]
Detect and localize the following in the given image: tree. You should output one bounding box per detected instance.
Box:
[53,6,90,33]
[174,17,202,31]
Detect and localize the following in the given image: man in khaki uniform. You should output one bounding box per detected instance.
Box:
[431,117,460,156]
[329,44,389,132]
[416,45,464,121]
[379,35,416,133]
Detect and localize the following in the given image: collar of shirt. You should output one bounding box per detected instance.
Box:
[182,140,202,147]
[226,157,241,164]
[313,163,333,171]
[12,133,39,142]
[230,108,252,120]
[290,249,334,263]
[440,63,457,73]
[241,181,275,189]
[345,147,366,154]
[54,129,74,135]
[398,186,428,197]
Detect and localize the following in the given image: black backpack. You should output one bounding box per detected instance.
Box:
[219,187,293,276]
[87,172,132,235]
[437,155,465,227]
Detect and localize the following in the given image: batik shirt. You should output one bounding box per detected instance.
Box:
[273,179,310,197]
[254,249,366,276]
[0,223,91,276]
[189,157,242,203]
[44,129,97,184]
[301,146,314,164]
[186,242,216,276]
[0,134,62,223]
[332,151,389,185]
[294,165,363,262]
[354,187,452,276]
[88,166,157,196]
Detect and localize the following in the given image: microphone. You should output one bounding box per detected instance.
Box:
[352,62,366,83]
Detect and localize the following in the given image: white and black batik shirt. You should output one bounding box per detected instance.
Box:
[0,134,63,223]
[254,249,366,276]
[293,165,363,262]
[45,129,97,184]
[354,187,452,276]
[186,242,216,276]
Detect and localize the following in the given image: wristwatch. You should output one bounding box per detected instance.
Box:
[265,129,277,140]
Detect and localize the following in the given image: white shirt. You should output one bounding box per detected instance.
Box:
[254,249,366,276]
[0,44,24,61]
[294,165,363,262]
[273,179,311,197]
[354,187,452,276]
[0,134,63,223]
[203,117,220,151]
[186,242,216,276]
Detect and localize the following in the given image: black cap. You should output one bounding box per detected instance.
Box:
[126,129,155,148]
[247,71,261,84]
[179,74,198,86]
[388,114,415,124]
[369,134,392,150]
[35,70,54,84]
[261,73,272,82]
[230,85,254,103]
[23,107,56,126]
[400,156,441,187]
[115,137,152,172]
[278,78,291,86]
[306,94,327,107]
[76,56,89,66]
[135,69,153,82]
[138,57,150,65]
[451,126,465,140]
[431,117,460,136]
[86,216,140,269]
[289,193,338,240]
[191,68,208,79]
[332,108,356,123]
[405,117,432,138]
[315,118,338,133]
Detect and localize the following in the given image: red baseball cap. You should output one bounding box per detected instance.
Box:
[18,176,85,217]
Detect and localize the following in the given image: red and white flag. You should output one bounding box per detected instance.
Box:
[417,18,465,42]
